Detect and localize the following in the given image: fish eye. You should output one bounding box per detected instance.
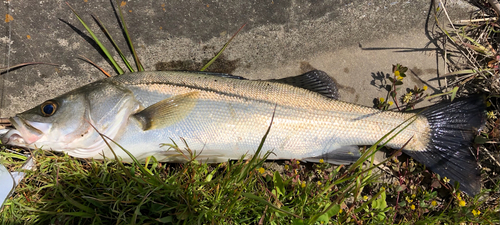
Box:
[40,100,58,117]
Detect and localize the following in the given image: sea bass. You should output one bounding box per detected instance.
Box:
[1,70,485,195]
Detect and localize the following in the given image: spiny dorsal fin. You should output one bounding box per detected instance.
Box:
[132,91,199,131]
[267,70,340,99]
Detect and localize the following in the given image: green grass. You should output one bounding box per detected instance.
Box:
[1,147,498,224]
[0,1,499,224]
[0,123,498,224]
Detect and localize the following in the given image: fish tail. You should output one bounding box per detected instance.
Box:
[403,95,486,196]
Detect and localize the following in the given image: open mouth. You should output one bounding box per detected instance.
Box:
[1,129,26,146]
[4,117,46,145]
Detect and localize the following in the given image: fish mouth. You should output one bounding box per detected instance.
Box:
[6,116,49,145]
[1,129,26,147]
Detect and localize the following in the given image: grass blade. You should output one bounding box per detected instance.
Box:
[200,24,246,71]
[450,86,459,101]
[92,14,135,73]
[55,168,94,216]
[347,115,417,174]
[66,2,124,75]
[238,104,275,182]
[241,193,301,218]
[0,62,59,74]
[425,86,460,100]
[116,0,144,72]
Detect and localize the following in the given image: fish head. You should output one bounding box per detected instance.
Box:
[2,80,140,157]
[7,91,90,146]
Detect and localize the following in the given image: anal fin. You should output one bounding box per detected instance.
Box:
[304,146,360,164]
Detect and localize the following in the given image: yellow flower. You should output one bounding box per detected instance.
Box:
[388,101,394,106]
[459,200,466,207]
[411,194,416,198]
[472,209,481,216]
[258,167,265,174]
[317,181,322,186]
[301,181,306,188]
[431,200,437,206]
[339,208,343,214]
[396,75,403,81]
[393,157,399,163]
[456,192,462,201]
[487,111,496,119]
[284,165,289,170]
[363,196,368,201]
[296,160,300,165]
[379,97,385,103]
[422,85,428,91]
[405,196,413,203]
[394,70,400,77]
[410,204,416,210]
[403,92,413,103]
[319,159,324,164]
[443,177,450,184]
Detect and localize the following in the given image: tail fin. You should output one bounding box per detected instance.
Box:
[404,96,486,196]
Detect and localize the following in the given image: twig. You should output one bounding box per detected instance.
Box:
[489,0,500,17]
[482,146,500,167]
[0,118,11,129]
[78,55,111,77]
[456,18,497,24]
[0,118,10,124]
[444,31,448,97]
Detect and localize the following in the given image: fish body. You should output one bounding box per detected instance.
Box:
[1,70,485,195]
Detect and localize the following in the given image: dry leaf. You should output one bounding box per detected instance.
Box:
[5,14,13,23]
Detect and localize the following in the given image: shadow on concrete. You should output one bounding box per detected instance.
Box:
[363,0,454,105]
[58,18,118,70]
[370,71,391,91]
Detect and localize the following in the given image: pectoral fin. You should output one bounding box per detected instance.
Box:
[133,91,199,131]
[304,145,360,164]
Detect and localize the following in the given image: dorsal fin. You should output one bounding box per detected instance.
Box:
[266,70,340,99]
[184,70,339,99]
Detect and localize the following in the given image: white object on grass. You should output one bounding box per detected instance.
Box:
[0,156,34,208]
[0,164,15,208]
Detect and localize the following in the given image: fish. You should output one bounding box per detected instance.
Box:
[0,70,485,195]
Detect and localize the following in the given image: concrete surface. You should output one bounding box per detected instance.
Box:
[0,0,475,117]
